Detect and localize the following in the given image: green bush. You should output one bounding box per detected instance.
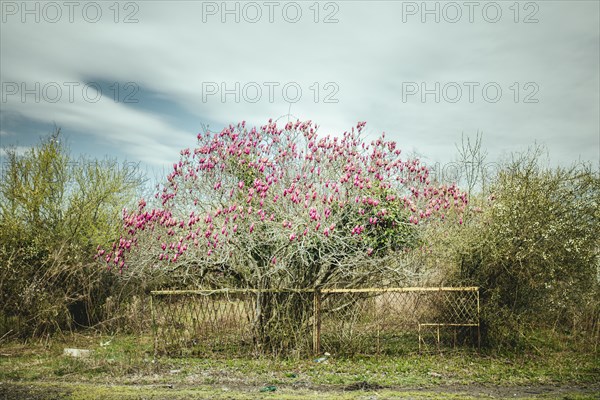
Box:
[448,148,599,349]
[0,130,144,337]
[413,143,598,350]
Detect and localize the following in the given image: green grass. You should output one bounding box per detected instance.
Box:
[4,381,556,400]
[0,333,598,399]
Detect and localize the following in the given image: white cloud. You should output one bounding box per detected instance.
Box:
[1,145,30,156]
[1,1,598,171]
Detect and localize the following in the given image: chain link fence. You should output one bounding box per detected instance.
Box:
[151,287,479,357]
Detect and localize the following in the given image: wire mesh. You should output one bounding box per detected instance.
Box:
[318,288,479,355]
[151,290,253,356]
[151,287,479,357]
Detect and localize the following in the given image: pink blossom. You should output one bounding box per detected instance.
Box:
[100,118,468,272]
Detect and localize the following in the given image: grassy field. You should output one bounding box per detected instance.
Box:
[0,333,598,399]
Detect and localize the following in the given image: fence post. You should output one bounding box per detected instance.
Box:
[313,289,321,356]
[150,293,157,361]
[476,288,481,351]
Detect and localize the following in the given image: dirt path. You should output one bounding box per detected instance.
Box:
[1,381,599,399]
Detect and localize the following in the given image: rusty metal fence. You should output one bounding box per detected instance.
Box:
[151,287,479,357]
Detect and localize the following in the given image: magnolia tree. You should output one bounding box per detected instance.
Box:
[100,120,467,290]
[100,119,467,353]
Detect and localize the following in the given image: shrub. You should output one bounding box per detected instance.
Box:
[0,130,144,337]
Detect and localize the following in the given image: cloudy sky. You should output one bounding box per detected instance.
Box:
[1,0,598,182]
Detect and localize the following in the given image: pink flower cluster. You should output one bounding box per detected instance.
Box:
[99,119,468,271]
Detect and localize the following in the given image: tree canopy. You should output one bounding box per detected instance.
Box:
[102,120,467,289]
